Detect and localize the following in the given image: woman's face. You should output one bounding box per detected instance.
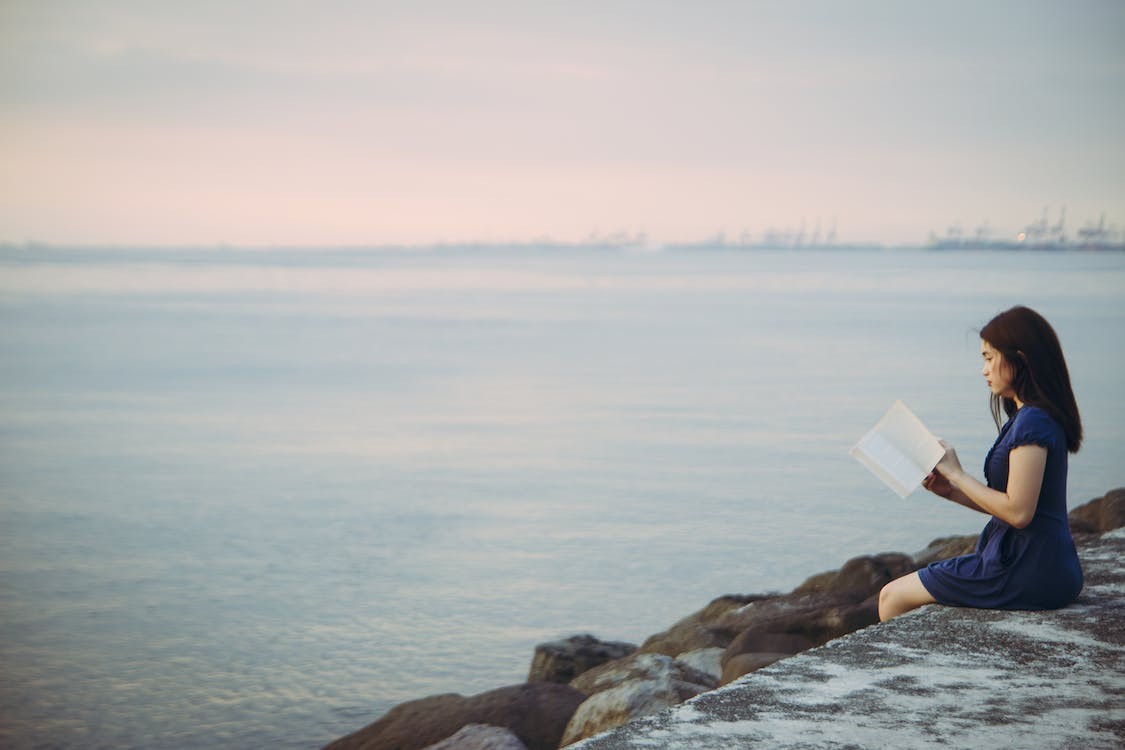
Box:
[980,339,1016,399]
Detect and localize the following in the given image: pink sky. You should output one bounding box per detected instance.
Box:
[2,1,1123,246]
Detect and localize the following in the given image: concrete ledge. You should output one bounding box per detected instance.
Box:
[573,531,1125,749]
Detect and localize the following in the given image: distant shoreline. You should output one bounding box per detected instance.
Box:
[3,240,1123,253]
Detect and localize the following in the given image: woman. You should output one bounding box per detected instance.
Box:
[878,305,1083,621]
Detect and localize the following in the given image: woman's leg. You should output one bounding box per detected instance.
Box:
[878,571,937,621]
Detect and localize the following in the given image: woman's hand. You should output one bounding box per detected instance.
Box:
[933,439,965,483]
[921,470,956,499]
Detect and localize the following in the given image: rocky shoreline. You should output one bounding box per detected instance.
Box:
[324,488,1125,750]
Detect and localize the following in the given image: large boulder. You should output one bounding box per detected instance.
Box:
[1068,488,1125,535]
[720,652,792,685]
[527,634,637,684]
[694,553,912,656]
[323,682,585,750]
[637,594,773,656]
[568,652,717,698]
[792,553,916,599]
[421,724,527,750]
[805,593,881,642]
[560,654,715,746]
[672,647,725,683]
[913,535,978,567]
[560,678,711,746]
[721,628,815,666]
[712,590,880,649]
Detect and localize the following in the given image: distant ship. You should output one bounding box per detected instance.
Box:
[928,208,1124,251]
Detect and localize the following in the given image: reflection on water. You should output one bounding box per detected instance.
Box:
[1,246,1123,748]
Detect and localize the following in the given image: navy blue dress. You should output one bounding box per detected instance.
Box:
[918,406,1083,610]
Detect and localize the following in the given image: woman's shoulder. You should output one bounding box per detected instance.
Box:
[1015,404,1057,424]
[1010,405,1064,447]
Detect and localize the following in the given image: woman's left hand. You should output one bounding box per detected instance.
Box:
[921,470,955,499]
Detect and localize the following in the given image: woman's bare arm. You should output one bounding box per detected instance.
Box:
[923,471,989,514]
[935,443,1047,528]
[945,487,990,514]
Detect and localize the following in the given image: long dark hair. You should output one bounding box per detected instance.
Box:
[980,305,1082,453]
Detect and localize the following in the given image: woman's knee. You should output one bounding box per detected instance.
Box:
[877,580,898,621]
[878,572,934,622]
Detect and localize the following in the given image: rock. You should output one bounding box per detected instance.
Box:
[559,652,719,745]
[805,593,881,642]
[1068,487,1125,534]
[638,594,773,656]
[721,628,815,666]
[527,634,637,684]
[672,647,724,683]
[697,554,910,657]
[568,652,717,698]
[792,553,916,599]
[712,589,880,649]
[323,682,585,750]
[912,534,978,567]
[719,652,792,685]
[560,660,713,747]
[421,724,527,750]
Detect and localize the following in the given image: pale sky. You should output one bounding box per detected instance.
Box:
[2,1,1123,246]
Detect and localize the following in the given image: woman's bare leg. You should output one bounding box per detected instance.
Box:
[878,572,937,621]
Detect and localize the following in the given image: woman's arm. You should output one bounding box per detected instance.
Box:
[922,470,989,514]
[934,442,1047,528]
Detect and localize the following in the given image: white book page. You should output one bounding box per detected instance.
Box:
[849,401,945,497]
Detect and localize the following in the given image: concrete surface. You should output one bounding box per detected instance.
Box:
[572,530,1125,749]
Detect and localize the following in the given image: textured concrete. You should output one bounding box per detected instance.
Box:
[572,530,1125,749]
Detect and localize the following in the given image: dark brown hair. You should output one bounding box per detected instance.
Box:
[980,305,1082,452]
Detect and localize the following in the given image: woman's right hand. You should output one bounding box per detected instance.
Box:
[921,470,956,499]
[934,439,964,480]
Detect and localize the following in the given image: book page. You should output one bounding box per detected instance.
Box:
[849,401,945,497]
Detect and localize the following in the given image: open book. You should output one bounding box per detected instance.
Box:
[850,401,945,498]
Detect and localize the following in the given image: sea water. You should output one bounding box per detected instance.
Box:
[1,245,1123,748]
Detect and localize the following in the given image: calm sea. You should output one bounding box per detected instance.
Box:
[1,245,1123,748]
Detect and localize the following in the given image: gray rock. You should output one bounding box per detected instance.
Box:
[528,634,637,684]
[422,724,528,750]
[672,647,724,683]
[569,652,717,698]
[560,655,714,746]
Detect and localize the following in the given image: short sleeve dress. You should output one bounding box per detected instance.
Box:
[918,405,1083,610]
